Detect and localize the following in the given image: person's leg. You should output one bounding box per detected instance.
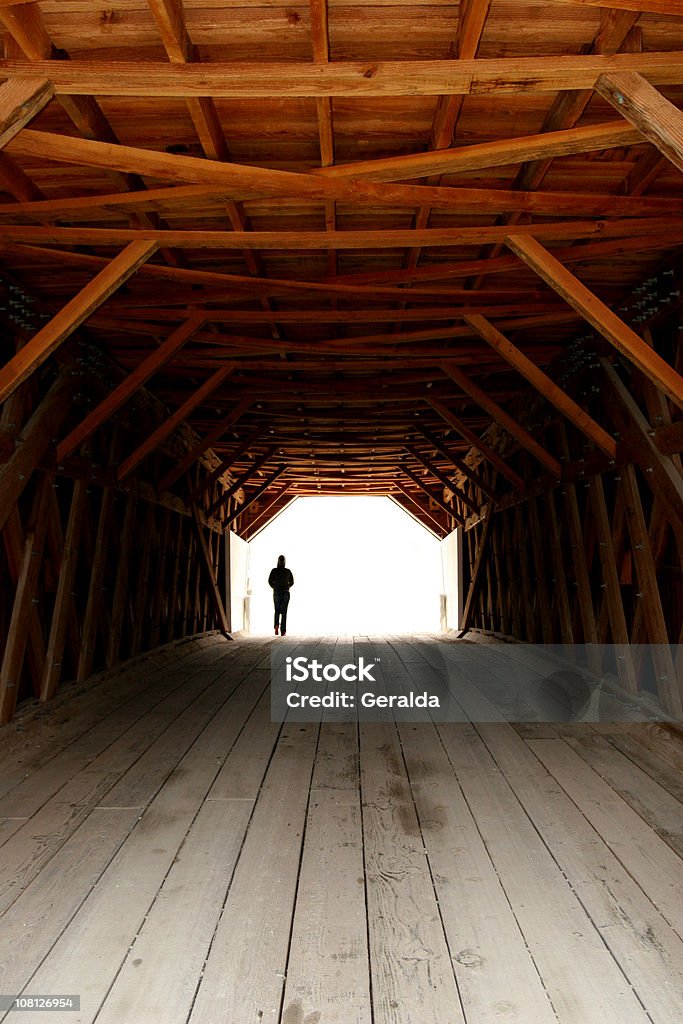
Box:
[273,592,280,633]
[280,591,290,635]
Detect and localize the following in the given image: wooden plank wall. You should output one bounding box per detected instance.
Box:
[0,335,230,727]
[459,311,683,717]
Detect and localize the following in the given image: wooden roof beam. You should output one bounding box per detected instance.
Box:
[2,180,679,223]
[596,71,683,174]
[441,361,562,477]
[0,240,158,403]
[117,363,235,482]
[2,219,680,250]
[506,234,683,411]
[0,76,52,149]
[56,314,204,461]
[4,51,683,97]
[464,313,618,459]
[9,121,643,201]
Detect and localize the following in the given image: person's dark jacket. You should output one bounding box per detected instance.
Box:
[268,566,294,592]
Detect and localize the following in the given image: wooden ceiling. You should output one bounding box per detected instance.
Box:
[0,0,682,536]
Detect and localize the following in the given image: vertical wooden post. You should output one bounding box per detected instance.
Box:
[77,483,115,680]
[149,505,171,647]
[166,513,184,642]
[527,493,554,643]
[106,493,137,667]
[558,423,601,672]
[40,477,89,702]
[545,489,575,646]
[0,474,52,724]
[590,474,638,695]
[130,501,156,656]
[621,463,681,716]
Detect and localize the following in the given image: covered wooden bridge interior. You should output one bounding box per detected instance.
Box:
[1,0,683,1022]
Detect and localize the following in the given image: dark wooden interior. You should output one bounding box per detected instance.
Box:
[0,0,682,725]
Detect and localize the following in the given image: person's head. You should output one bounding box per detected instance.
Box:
[277,554,286,568]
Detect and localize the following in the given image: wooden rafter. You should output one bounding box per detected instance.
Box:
[400,463,465,526]
[441,361,562,477]
[507,235,683,411]
[117,363,235,481]
[6,122,646,199]
[428,397,525,491]
[223,465,286,529]
[464,314,618,459]
[0,75,52,148]
[159,397,252,493]
[596,72,683,174]
[0,241,159,402]
[208,446,279,518]
[57,315,204,461]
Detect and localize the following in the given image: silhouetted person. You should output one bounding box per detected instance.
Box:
[269,554,294,636]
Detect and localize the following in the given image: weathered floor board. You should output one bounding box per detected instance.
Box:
[0,635,681,1024]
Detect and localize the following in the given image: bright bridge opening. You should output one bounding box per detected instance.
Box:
[246,495,444,636]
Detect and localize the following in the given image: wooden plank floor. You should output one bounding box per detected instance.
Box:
[1,635,682,1024]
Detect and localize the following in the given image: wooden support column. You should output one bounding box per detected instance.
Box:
[0,367,75,531]
[428,397,525,491]
[166,512,184,642]
[0,76,53,148]
[507,235,683,410]
[527,493,554,643]
[106,493,137,667]
[459,512,492,632]
[77,485,115,680]
[545,489,575,646]
[148,505,171,646]
[557,424,601,668]
[193,508,231,636]
[130,501,156,656]
[117,363,235,481]
[513,504,537,640]
[0,474,52,724]
[596,72,683,174]
[2,507,47,694]
[489,518,508,634]
[40,477,89,701]
[500,509,522,638]
[590,474,639,695]
[621,463,682,715]
[0,241,159,402]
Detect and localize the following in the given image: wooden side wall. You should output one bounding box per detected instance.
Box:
[0,342,229,726]
[459,316,683,716]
